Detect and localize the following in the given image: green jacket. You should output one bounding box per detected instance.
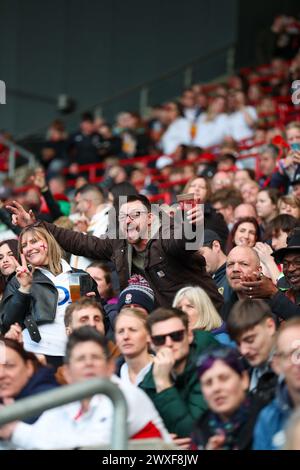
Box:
[139,330,219,437]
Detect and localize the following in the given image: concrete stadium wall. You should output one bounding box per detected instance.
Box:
[0,0,237,137]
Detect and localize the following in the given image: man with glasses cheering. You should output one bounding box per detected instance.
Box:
[7,195,223,311]
[139,307,218,444]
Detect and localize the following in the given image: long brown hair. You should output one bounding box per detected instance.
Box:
[0,337,41,373]
[19,225,63,275]
[226,217,261,254]
[0,239,19,294]
[87,261,116,299]
[184,176,211,202]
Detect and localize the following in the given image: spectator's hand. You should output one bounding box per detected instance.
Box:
[0,398,18,440]
[29,168,47,190]
[292,150,300,166]
[15,254,34,293]
[73,215,89,233]
[186,204,204,225]
[6,200,36,228]
[240,272,278,298]
[169,434,191,449]
[283,152,296,169]
[206,434,226,450]
[4,323,23,343]
[0,421,18,441]
[152,347,175,392]
[253,242,273,263]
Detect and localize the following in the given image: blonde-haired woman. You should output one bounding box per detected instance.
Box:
[173,286,233,346]
[115,307,154,386]
[184,176,211,203]
[0,225,98,369]
[278,195,300,219]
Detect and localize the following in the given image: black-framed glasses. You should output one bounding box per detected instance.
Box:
[118,211,148,222]
[151,329,185,346]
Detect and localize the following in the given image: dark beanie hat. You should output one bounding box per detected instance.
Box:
[117,275,155,313]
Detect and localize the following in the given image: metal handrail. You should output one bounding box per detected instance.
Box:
[0,135,36,178]
[0,378,128,450]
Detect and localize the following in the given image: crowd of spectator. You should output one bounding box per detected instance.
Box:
[0,13,300,451]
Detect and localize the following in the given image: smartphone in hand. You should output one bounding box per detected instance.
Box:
[291,143,300,152]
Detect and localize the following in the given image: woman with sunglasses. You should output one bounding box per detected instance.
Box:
[0,225,98,369]
[190,346,264,450]
[115,307,154,386]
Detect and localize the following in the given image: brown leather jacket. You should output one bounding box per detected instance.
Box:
[43,220,223,311]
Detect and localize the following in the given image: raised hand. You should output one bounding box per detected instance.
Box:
[186,203,204,225]
[169,434,191,450]
[15,254,34,293]
[282,152,296,169]
[5,200,36,228]
[206,434,226,450]
[4,323,23,343]
[292,150,300,165]
[253,242,273,264]
[240,271,278,299]
[29,167,46,190]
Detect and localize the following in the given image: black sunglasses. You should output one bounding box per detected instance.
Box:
[151,329,186,346]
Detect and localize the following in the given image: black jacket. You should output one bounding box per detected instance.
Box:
[40,219,224,312]
[15,367,59,423]
[212,263,233,303]
[0,267,99,335]
[204,204,228,249]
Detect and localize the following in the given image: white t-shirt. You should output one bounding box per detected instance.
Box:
[10,376,170,449]
[184,107,199,123]
[70,205,109,270]
[160,117,191,155]
[193,113,230,148]
[120,361,153,386]
[23,259,71,357]
[227,106,257,142]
